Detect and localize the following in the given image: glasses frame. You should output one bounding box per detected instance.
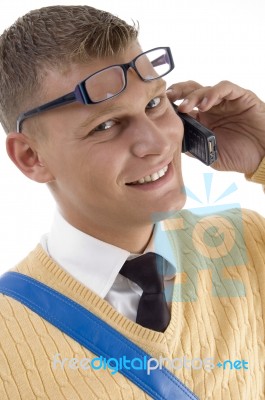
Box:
[16,47,174,133]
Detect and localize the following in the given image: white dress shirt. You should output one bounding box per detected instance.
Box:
[41,210,176,322]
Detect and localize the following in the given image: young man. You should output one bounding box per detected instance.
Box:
[0,5,264,400]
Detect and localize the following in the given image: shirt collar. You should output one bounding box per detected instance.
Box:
[43,210,176,298]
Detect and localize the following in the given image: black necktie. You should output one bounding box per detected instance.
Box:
[119,252,170,332]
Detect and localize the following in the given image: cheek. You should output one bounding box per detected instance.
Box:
[176,114,184,134]
[73,145,125,190]
[164,112,184,144]
[161,103,184,136]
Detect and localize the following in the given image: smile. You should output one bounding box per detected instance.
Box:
[129,165,169,185]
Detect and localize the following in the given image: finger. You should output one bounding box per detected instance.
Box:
[166,81,203,102]
[177,86,214,112]
[197,80,250,111]
[178,80,248,113]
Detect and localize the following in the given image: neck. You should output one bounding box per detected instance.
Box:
[94,225,154,254]
[59,209,154,254]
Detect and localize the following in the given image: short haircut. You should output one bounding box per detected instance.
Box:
[0,5,138,133]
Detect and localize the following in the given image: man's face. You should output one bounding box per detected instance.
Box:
[34,42,185,240]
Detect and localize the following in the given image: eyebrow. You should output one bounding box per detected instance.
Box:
[76,79,167,131]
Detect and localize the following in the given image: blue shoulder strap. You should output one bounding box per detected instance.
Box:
[0,271,199,400]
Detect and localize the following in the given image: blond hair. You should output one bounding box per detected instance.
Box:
[0,5,138,133]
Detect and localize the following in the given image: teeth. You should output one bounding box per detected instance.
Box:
[151,172,159,181]
[135,165,169,185]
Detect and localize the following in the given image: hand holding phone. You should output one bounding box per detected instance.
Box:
[172,103,218,166]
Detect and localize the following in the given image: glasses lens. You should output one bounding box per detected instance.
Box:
[135,48,172,81]
[85,66,126,102]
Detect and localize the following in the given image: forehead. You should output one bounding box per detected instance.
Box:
[41,41,143,102]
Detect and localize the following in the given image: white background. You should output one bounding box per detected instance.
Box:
[0,0,264,272]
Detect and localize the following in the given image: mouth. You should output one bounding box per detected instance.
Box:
[126,163,170,186]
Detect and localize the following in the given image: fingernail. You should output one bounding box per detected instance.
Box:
[166,88,173,93]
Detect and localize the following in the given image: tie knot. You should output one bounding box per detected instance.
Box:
[120,252,164,294]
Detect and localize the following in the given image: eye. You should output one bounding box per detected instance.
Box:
[92,119,116,132]
[146,97,161,109]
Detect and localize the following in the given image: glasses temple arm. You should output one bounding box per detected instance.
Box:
[17,91,76,132]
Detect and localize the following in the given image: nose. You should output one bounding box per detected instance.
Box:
[128,113,172,158]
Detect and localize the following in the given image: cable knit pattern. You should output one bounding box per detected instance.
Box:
[0,158,265,399]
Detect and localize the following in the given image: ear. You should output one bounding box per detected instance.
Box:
[6,132,55,183]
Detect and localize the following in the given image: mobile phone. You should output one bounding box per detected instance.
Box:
[172,103,217,166]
